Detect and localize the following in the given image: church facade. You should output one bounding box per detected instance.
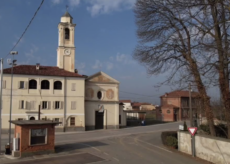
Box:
[1,11,126,133]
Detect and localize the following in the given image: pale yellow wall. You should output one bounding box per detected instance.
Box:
[85,83,119,102]
[85,102,119,128]
[85,74,120,128]
[61,17,72,23]
[1,74,85,129]
[57,17,76,72]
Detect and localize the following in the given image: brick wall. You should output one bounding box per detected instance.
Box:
[161,107,173,121]
[15,124,55,156]
[161,97,180,107]
[161,97,182,121]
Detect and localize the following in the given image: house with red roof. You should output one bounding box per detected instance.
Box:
[160,90,201,121]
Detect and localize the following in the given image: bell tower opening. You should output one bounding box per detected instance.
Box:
[57,10,76,72]
[65,28,70,40]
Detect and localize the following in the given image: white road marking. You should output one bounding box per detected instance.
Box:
[78,143,120,163]
[113,157,119,162]
[136,139,172,153]
[79,143,101,152]
[103,152,109,156]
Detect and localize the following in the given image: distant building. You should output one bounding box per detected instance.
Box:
[160,90,201,122]
[131,102,155,111]
[119,100,132,110]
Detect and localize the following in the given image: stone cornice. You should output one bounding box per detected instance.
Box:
[58,23,76,27]
[85,100,119,104]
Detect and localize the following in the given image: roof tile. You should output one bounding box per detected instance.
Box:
[2,65,84,78]
[160,90,200,98]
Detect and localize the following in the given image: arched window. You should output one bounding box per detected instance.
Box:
[65,28,70,39]
[54,81,62,90]
[97,91,102,100]
[29,79,37,89]
[41,80,50,90]
[30,117,35,120]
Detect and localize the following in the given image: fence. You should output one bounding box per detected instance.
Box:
[178,131,230,164]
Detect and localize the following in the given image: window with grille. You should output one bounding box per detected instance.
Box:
[19,81,25,89]
[55,101,60,109]
[54,81,62,90]
[30,129,47,145]
[29,79,37,89]
[41,80,50,90]
[19,100,26,109]
[21,100,24,109]
[42,101,48,109]
[70,117,75,126]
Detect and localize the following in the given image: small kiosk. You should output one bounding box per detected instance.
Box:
[9,120,60,157]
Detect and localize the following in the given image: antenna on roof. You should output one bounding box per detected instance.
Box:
[7,59,11,64]
[66,5,68,11]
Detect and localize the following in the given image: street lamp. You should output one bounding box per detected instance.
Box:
[8,51,18,154]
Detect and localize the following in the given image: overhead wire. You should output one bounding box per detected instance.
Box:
[119,90,161,98]
[3,0,44,59]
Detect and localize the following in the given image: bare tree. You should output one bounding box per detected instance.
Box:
[183,0,230,138]
[133,0,216,136]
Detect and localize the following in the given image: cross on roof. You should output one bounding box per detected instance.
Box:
[66,5,68,11]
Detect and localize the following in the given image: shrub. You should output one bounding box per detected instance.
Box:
[166,136,178,148]
[199,124,210,134]
[161,131,177,146]
[215,124,228,138]
[183,121,188,131]
[199,124,228,138]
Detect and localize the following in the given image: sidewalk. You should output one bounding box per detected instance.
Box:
[0,142,105,164]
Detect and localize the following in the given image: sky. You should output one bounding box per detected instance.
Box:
[0,0,219,105]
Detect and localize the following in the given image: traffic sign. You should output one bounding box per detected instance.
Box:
[179,125,184,130]
[98,104,104,113]
[188,127,197,136]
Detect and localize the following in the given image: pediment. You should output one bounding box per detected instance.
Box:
[86,71,119,84]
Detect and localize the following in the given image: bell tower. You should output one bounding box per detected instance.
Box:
[57,9,76,72]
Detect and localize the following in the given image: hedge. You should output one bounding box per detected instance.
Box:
[161,131,178,146]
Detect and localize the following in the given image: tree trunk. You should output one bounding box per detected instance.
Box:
[188,57,216,136]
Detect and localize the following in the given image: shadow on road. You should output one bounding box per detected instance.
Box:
[55,141,108,154]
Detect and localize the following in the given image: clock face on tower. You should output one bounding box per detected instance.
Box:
[64,49,71,55]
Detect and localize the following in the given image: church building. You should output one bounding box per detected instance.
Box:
[0,11,126,133]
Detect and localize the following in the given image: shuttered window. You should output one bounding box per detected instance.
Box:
[71,83,76,91]
[70,117,75,126]
[71,101,76,110]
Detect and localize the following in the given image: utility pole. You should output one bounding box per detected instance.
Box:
[38,105,41,120]
[0,58,3,153]
[189,83,193,127]
[8,51,18,153]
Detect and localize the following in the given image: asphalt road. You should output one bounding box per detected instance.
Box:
[1,121,180,151]
[0,122,209,164]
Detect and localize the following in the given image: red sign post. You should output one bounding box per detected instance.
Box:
[188,127,197,157]
[188,127,197,136]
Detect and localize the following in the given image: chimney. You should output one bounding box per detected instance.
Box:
[75,69,78,73]
[165,93,168,97]
[36,63,40,70]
